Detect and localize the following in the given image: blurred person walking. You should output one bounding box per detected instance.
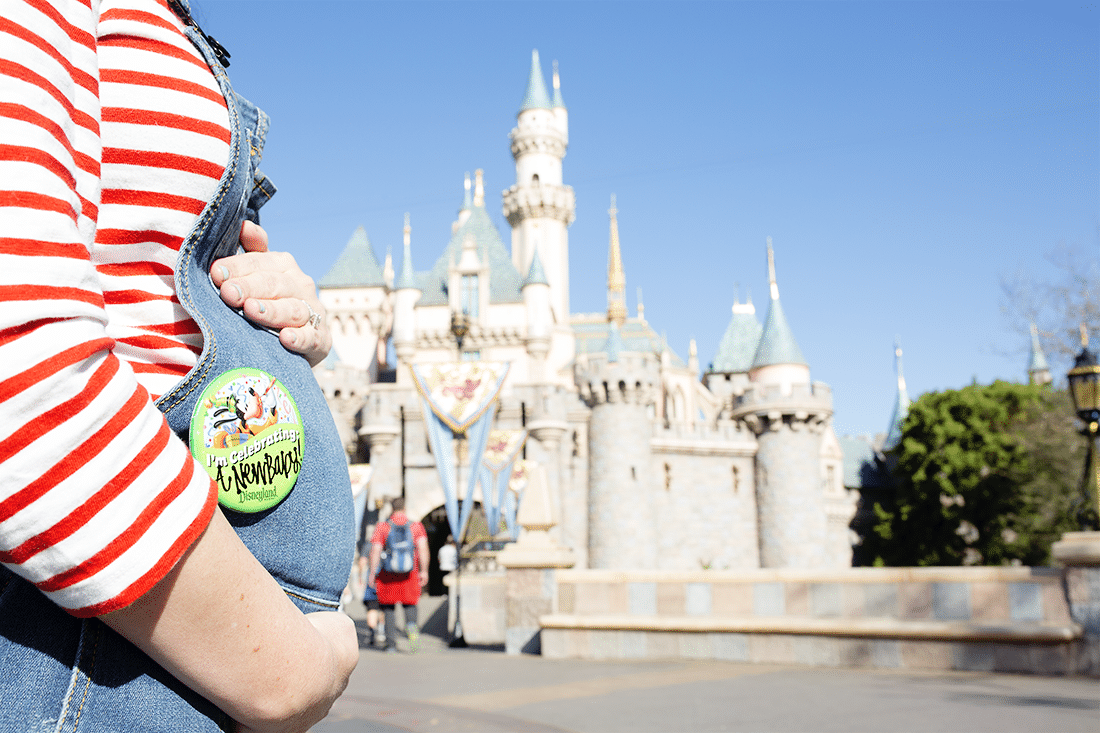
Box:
[368,497,429,652]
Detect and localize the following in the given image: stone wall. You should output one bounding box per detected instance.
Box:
[538,567,1090,675]
[587,400,656,569]
[650,447,758,571]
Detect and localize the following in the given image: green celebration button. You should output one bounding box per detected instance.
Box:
[189,368,304,513]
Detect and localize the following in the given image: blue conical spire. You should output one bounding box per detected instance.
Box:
[883,340,911,451]
[1028,323,1050,373]
[524,247,548,286]
[710,297,763,373]
[318,226,384,288]
[551,60,565,109]
[396,213,418,291]
[751,238,807,368]
[1027,323,1053,385]
[520,49,552,111]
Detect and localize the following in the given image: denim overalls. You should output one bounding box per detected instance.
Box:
[0,4,354,729]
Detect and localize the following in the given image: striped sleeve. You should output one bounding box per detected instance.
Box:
[0,0,217,617]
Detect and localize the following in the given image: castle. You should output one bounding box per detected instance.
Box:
[314,51,857,573]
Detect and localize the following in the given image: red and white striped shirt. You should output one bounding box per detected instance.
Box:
[0,0,232,616]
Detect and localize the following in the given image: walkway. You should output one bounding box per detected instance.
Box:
[317,598,1099,733]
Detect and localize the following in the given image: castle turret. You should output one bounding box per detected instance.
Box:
[392,213,420,371]
[576,323,660,569]
[732,238,834,568]
[503,50,576,322]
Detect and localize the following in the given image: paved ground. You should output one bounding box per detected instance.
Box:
[318,597,1100,733]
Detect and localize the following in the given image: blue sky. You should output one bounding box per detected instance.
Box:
[194,0,1098,437]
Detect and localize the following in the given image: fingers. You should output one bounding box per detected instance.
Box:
[306,611,359,676]
[279,321,332,368]
[237,290,316,328]
[208,222,332,366]
[239,220,269,253]
[212,252,310,301]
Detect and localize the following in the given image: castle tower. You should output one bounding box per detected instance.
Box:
[502,50,576,323]
[1028,323,1053,385]
[576,323,660,569]
[732,238,834,568]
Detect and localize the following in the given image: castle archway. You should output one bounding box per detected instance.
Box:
[418,502,494,596]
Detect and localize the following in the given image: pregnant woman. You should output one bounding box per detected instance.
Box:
[1,1,358,730]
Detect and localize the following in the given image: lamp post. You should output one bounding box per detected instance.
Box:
[448,310,471,648]
[1066,325,1100,531]
[450,310,470,354]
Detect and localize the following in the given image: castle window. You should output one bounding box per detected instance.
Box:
[732,465,740,493]
[532,173,540,184]
[461,350,481,361]
[461,274,479,318]
[664,463,672,491]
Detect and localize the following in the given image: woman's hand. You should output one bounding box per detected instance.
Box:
[211,221,331,367]
[237,611,359,733]
[102,511,360,733]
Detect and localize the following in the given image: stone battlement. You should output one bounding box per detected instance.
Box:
[575,352,661,407]
[730,380,833,432]
[651,416,756,444]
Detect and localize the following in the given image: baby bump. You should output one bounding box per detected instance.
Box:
[157,303,355,613]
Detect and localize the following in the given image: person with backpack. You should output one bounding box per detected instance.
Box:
[368,497,429,652]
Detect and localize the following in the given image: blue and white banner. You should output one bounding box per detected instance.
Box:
[477,429,527,535]
[411,362,509,543]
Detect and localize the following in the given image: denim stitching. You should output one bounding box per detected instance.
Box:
[55,620,97,733]
[282,588,339,609]
[155,23,244,412]
[67,622,99,732]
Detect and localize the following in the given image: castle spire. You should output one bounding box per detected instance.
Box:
[767,236,779,301]
[318,225,384,288]
[383,246,394,290]
[524,246,548,286]
[883,339,911,451]
[396,213,416,290]
[552,60,565,108]
[520,49,552,111]
[606,194,627,325]
[751,238,806,369]
[473,168,485,208]
[462,172,472,210]
[1028,323,1052,385]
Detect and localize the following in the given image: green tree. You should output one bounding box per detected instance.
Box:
[865,381,1080,567]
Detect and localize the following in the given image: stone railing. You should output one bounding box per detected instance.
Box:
[538,567,1092,675]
